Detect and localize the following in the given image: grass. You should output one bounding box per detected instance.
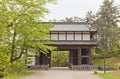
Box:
[93,57,120,79]
[96,71,120,79]
[93,59,104,66]
[93,57,120,69]
[5,70,36,79]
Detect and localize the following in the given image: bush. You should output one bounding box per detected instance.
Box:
[51,51,69,67]
[0,68,8,78]
[0,71,8,78]
[0,72,4,78]
[10,60,26,73]
[0,52,11,77]
[0,52,27,75]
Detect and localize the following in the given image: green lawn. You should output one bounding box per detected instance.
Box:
[96,71,120,79]
[5,70,36,79]
[93,57,120,69]
[93,57,120,79]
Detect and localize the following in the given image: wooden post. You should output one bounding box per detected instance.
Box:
[78,48,81,65]
[69,50,73,68]
[48,52,51,68]
[69,50,71,68]
[89,48,92,65]
[103,54,106,74]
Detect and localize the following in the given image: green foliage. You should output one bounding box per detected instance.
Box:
[0,72,8,78]
[86,0,120,51]
[87,1,120,74]
[51,51,69,67]
[0,52,11,69]
[92,48,102,59]
[93,59,104,66]
[10,60,26,73]
[0,52,11,77]
[93,58,113,67]
[93,57,120,69]
[110,42,120,57]
[0,0,56,74]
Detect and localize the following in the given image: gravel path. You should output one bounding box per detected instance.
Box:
[21,67,101,79]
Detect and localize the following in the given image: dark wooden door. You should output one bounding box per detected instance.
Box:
[72,50,78,65]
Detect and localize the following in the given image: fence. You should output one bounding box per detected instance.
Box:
[29,64,49,70]
[71,65,98,71]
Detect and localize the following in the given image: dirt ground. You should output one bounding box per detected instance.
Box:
[21,67,101,79]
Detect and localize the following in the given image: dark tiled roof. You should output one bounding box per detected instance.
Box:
[41,22,97,32]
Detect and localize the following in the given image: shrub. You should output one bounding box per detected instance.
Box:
[51,51,69,67]
[10,60,26,73]
[0,52,11,77]
[0,71,8,78]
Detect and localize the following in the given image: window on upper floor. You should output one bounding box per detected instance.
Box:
[50,31,91,41]
[83,32,90,40]
[67,32,74,40]
[75,32,82,40]
[59,32,66,40]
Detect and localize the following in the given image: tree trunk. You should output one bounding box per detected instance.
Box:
[103,54,106,74]
[10,30,16,63]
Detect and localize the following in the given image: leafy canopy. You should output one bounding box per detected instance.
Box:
[0,0,56,63]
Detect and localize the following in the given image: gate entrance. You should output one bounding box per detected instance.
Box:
[35,46,93,69]
[34,22,97,70]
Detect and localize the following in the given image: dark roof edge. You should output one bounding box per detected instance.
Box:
[41,22,87,25]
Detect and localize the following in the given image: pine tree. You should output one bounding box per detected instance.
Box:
[87,0,120,50]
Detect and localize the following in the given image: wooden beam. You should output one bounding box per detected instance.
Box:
[89,47,92,65]
[78,48,81,65]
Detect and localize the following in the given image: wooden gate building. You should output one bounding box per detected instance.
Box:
[35,22,97,69]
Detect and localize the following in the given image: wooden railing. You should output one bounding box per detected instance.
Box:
[71,65,98,71]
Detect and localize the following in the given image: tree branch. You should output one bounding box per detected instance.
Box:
[11,37,26,63]
[7,6,29,27]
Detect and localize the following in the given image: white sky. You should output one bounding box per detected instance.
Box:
[44,0,120,21]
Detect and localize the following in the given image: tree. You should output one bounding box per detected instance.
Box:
[87,0,120,48]
[86,0,120,74]
[0,0,56,65]
[96,47,108,74]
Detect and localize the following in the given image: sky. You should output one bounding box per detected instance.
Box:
[44,0,120,21]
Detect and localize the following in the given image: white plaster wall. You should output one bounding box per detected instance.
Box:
[67,34,74,40]
[59,34,66,40]
[75,34,82,40]
[83,34,90,40]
